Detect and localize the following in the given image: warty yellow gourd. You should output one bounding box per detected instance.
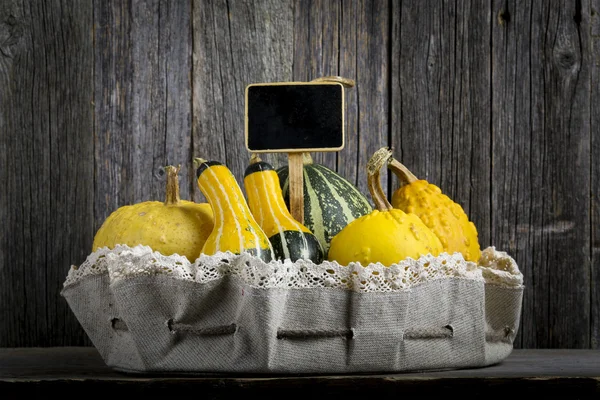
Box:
[328,148,443,266]
[384,148,481,262]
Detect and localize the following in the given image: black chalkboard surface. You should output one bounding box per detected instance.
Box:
[245,82,344,152]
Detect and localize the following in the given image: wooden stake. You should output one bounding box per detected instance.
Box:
[288,152,304,224]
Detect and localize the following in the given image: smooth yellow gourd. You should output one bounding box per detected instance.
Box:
[244,154,323,263]
[384,148,481,262]
[92,165,214,262]
[195,158,274,262]
[328,148,443,266]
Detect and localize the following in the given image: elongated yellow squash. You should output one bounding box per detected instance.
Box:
[244,154,323,263]
[194,158,274,262]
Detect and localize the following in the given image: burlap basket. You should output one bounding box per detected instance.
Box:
[61,245,523,374]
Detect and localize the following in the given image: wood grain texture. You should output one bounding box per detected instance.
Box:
[94,0,192,231]
[490,0,528,350]
[2,348,600,399]
[491,0,592,349]
[0,0,94,346]
[591,0,600,349]
[1,0,600,349]
[292,0,340,173]
[536,0,591,349]
[343,0,389,199]
[287,152,305,223]
[392,0,492,240]
[292,0,388,200]
[2,348,600,379]
[192,0,294,202]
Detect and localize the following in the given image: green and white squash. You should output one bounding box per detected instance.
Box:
[276,153,372,256]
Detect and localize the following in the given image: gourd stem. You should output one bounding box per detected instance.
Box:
[250,153,262,164]
[193,157,208,170]
[367,147,394,211]
[388,158,418,186]
[302,152,313,165]
[164,165,181,206]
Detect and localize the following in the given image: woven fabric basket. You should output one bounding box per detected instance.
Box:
[62,245,523,374]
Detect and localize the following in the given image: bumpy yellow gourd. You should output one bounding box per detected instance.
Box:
[383,148,481,262]
[195,158,274,262]
[92,165,214,262]
[328,148,443,266]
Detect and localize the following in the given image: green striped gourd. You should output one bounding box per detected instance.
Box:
[276,153,372,257]
[194,158,274,262]
[244,154,323,263]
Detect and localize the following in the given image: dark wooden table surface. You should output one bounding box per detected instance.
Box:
[1,348,598,399]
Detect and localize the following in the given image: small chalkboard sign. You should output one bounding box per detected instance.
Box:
[244,77,354,224]
[245,82,345,153]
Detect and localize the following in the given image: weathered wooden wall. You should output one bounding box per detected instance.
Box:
[0,0,598,349]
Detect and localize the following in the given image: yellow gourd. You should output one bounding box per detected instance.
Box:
[328,148,443,266]
[244,154,323,263]
[92,165,214,262]
[194,158,274,262]
[384,148,481,262]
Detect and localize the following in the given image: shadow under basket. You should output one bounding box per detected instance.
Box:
[61,245,524,375]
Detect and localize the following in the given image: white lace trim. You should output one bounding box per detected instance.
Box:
[64,245,522,292]
[478,246,523,287]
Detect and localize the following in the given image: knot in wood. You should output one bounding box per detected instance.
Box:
[0,13,23,58]
[497,8,511,25]
[553,49,580,73]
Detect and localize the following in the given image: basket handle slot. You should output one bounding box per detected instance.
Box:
[276,328,354,340]
[110,317,128,332]
[403,325,454,340]
[166,319,237,336]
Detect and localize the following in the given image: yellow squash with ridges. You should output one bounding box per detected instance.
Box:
[195,158,274,262]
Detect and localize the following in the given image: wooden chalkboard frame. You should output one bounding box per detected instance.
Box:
[244,81,346,153]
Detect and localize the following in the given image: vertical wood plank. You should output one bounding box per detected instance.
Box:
[491,0,592,349]
[0,0,94,346]
[392,0,445,185]
[338,0,359,186]
[161,1,193,198]
[94,0,134,230]
[337,0,389,198]
[192,0,294,201]
[292,0,340,172]
[490,0,537,348]
[590,0,600,349]
[539,0,590,348]
[94,0,192,232]
[392,0,492,243]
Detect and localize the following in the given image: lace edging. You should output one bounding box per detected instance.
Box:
[64,245,522,292]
